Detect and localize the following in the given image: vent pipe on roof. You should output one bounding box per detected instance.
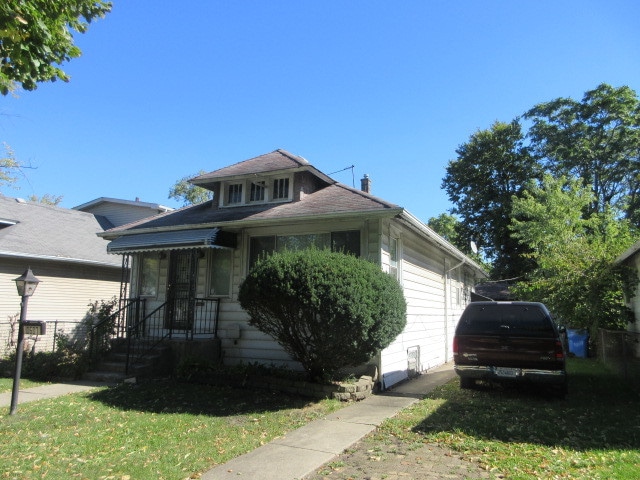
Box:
[361,174,371,194]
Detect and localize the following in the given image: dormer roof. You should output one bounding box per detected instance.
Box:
[190,149,334,186]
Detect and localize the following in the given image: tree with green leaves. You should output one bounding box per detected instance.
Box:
[168,171,214,206]
[510,174,636,334]
[427,213,463,247]
[427,213,487,267]
[1,143,19,189]
[442,120,540,279]
[28,193,63,205]
[525,83,640,223]
[1,0,112,94]
[238,248,407,381]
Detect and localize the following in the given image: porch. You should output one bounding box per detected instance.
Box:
[87,296,221,380]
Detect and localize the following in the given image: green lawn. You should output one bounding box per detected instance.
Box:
[2,359,637,479]
[373,358,640,479]
[0,379,342,479]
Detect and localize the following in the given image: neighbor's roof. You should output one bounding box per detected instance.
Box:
[73,197,173,213]
[0,196,120,267]
[615,239,640,264]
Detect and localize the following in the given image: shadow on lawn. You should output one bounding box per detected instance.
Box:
[87,379,316,416]
[412,359,640,451]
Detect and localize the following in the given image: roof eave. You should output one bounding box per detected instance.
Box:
[397,210,488,277]
[190,164,335,187]
[98,208,403,239]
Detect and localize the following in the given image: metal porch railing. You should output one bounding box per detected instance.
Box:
[125,297,220,374]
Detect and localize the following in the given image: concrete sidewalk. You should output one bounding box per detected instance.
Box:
[1,364,456,480]
[0,380,111,409]
[201,363,456,480]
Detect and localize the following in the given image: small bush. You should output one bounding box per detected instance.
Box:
[238,248,407,381]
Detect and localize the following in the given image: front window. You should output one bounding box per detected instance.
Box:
[139,253,160,297]
[249,230,360,268]
[208,248,232,296]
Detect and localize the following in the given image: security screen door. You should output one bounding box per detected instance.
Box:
[165,250,197,330]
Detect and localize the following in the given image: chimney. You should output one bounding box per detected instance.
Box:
[361,174,371,194]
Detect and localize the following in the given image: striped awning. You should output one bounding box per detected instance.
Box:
[107,228,229,254]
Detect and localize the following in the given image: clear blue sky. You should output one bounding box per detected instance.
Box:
[2,1,639,222]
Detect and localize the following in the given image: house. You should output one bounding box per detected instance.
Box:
[0,196,170,356]
[615,241,640,336]
[99,150,487,389]
[73,197,173,228]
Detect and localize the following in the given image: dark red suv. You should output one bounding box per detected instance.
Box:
[453,301,567,397]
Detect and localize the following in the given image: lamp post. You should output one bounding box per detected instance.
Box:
[10,268,41,415]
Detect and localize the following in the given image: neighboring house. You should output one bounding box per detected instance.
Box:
[0,196,169,356]
[73,197,173,228]
[615,241,640,335]
[100,150,487,389]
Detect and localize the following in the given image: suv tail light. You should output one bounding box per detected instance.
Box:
[554,340,564,360]
[453,336,459,355]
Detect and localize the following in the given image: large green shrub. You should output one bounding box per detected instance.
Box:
[238,248,407,381]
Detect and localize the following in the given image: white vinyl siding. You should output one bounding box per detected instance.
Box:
[379,220,474,389]
[0,258,121,354]
[76,202,166,227]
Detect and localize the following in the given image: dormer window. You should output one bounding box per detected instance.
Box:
[250,181,266,202]
[227,183,243,204]
[273,178,290,200]
[220,174,293,207]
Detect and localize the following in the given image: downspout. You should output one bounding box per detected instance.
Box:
[443,259,450,362]
[443,259,466,362]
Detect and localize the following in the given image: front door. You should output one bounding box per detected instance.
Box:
[165,250,197,330]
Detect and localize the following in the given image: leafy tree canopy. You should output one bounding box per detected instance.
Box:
[238,248,407,381]
[442,120,540,278]
[28,193,63,205]
[0,0,112,94]
[427,212,487,267]
[525,83,640,221]
[510,174,636,332]
[168,171,214,206]
[443,84,640,281]
[0,142,19,188]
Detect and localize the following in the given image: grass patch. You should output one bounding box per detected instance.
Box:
[371,358,640,479]
[0,378,343,478]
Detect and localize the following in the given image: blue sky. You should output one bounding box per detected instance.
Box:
[1,1,639,222]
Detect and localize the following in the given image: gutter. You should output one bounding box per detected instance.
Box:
[0,251,122,269]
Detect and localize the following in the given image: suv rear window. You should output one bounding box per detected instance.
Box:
[456,304,555,337]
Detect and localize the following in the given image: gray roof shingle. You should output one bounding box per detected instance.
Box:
[104,182,401,234]
[0,196,120,267]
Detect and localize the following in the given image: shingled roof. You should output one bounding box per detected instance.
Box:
[103,183,401,234]
[0,196,120,267]
[190,149,334,186]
